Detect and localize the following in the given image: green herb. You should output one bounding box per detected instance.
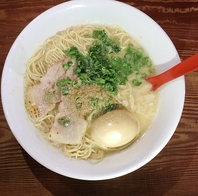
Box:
[75,96,82,109]
[102,103,121,115]
[62,87,69,95]
[57,117,70,127]
[89,98,101,110]
[91,102,121,120]
[63,30,153,95]
[140,73,147,79]
[44,91,54,101]
[72,81,79,89]
[56,77,80,95]
[62,61,73,71]
[92,30,121,53]
[132,79,142,86]
[56,78,71,87]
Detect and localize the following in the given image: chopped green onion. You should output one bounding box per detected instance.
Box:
[89,98,101,110]
[44,91,54,101]
[132,79,142,86]
[57,117,70,127]
[102,103,120,115]
[63,29,153,94]
[56,79,68,87]
[75,96,82,109]
[62,61,73,71]
[62,87,69,95]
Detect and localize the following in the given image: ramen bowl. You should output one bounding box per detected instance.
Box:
[1,0,185,180]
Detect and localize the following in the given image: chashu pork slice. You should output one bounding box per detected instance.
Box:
[30,59,77,118]
[49,98,88,144]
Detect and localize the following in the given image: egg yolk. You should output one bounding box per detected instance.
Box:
[90,109,139,149]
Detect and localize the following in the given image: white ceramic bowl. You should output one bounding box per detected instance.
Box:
[1,0,185,180]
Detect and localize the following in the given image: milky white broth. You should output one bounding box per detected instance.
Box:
[24,25,159,161]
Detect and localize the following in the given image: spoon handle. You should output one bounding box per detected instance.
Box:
[146,53,198,91]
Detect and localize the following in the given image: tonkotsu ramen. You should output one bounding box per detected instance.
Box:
[24,25,159,162]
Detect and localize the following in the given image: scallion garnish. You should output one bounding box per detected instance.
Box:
[57,117,70,127]
[62,61,73,71]
[62,29,153,95]
[44,91,54,101]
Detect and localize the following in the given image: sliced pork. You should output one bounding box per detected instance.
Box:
[30,59,77,118]
[49,97,88,144]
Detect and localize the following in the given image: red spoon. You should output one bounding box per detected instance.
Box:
[146,53,198,91]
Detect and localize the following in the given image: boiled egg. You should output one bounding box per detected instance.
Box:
[90,109,139,149]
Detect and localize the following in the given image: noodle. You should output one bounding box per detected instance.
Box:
[24,24,159,161]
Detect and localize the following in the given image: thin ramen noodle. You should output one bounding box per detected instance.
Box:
[24,25,159,162]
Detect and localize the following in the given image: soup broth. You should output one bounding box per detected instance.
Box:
[24,25,159,162]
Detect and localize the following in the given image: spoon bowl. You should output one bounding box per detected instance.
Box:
[146,53,198,91]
